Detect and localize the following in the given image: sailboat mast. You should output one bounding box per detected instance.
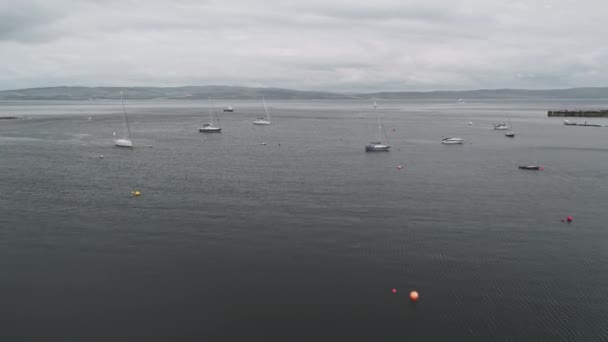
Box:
[262,97,270,121]
[377,115,382,142]
[374,101,381,142]
[208,97,214,123]
[120,91,132,139]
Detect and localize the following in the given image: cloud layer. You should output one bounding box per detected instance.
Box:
[1,0,607,91]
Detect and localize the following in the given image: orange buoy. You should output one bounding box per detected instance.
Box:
[410,291,419,302]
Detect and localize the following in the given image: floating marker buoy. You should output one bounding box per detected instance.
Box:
[410,291,419,302]
[391,288,397,294]
[397,165,403,170]
[131,190,141,197]
[567,215,573,223]
[540,166,545,171]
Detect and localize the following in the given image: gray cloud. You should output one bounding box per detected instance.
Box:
[0,0,607,91]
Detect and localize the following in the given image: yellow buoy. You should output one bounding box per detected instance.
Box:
[131,190,141,196]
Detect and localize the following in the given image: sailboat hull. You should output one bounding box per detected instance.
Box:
[441,138,464,144]
[253,120,271,125]
[114,138,133,147]
[365,144,390,152]
[199,127,222,133]
[519,165,542,171]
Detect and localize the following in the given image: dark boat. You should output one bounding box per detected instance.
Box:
[505,131,515,138]
[518,165,543,171]
[578,121,602,127]
[223,106,234,112]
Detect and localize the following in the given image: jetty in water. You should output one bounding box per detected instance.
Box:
[548,109,608,117]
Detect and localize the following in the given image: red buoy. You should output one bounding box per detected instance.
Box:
[540,166,545,171]
[567,215,573,223]
[391,288,397,294]
[410,291,419,302]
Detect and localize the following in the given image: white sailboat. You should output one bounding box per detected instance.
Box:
[199,97,222,133]
[365,102,390,152]
[253,97,271,125]
[493,123,509,130]
[505,117,515,137]
[114,91,133,148]
[441,137,464,144]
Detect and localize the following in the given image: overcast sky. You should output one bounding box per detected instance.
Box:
[1,0,607,92]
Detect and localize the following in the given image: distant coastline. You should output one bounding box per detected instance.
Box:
[2,86,608,100]
[548,109,608,117]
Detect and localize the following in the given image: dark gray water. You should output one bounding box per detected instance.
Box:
[2,99,608,341]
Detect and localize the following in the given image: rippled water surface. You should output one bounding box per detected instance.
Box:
[2,99,608,341]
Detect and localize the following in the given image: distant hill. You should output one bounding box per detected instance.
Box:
[0,86,352,100]
[1,86,608,100]
[366,87,608,100]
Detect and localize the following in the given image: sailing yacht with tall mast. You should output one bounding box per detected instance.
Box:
[199,97,222,133]
[253,97,271,125]
[365,102,390,152]
[505,116,515,137]
[114,91,133,148]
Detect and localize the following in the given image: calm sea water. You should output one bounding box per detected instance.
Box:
[1,99,608,341]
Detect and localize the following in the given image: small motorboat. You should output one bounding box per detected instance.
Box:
[494,123,509,130]
[505,131,515,138]
[365,142,390,152]
[223,106,234,112]
[518,165,544,171]
[441,137,464,144]
[563,119,577,126]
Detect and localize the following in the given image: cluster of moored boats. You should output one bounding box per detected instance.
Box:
[113,94,271,146]
[110,95,548,171]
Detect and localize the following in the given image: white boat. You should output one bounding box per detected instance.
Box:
[114,91,133,148]
[441,137,464,144]
[199,98,222,133]
[494,123,509,130]
[199,123,221,133]
[253,97,271,125]
[365,102,390,152]
[223,106,234,112]
[564,119,577,126]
